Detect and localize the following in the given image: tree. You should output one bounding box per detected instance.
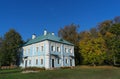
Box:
[98,20,112,35]
[90,27,98,38]
[113,16,120,24]
[58,24,81,65]
[0,37,2,47]
[79,32,107,66]
[97,17,120,65]
[58,24,79,45]
[1,29,23,66]
[108,23,120,65]
[0,37,3,66]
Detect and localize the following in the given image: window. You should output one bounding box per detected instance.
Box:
[57,47,59,52]
[57,47,60,52]
[41,46,44,51]
[29,60,31,65]
[69,49,72,53]
[65,48,68,53]
[66,59,68,64]
[51,46,54,51]
[65,48,67,53]
[41,59,43,65]
[67,49,68,53]
[36,59,38,65]
[36,47,39,52]
[58,58,60,64]
[70,59,72,66]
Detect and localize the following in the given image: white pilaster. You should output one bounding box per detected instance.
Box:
[44,41,50,69]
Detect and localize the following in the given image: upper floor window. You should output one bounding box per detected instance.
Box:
[51,46,55,51]
[69,49,72,53]
[51,46,54,51]
[57,47,60,52]
[41,46,44,51]
[65,48,67,52]
[65,48,68,53]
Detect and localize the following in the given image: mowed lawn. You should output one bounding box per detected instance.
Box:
[0,66,120,79]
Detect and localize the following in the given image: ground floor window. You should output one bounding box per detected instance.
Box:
[41,59,43,65]
[25,60,27,68]
[58,58,60,64]
[36,59,38,65]
[70,59,72,66]
[65,59,68,64]
[29,60,31,65]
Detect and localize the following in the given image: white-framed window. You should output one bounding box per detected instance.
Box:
[69,49,72,53]
[65,48,68,53]
[41,59,43,65]
[41,46,44,51]
[70,59,72,66]
[51,46,55,51]
[29,60,31,65]
[36,59,38,65]
[51,46,53,51]
[57,47,60,52]
[67,49,68,53]
[65,48,67,52]
[65,59,68,64]
[57,47,59,52]
[58,58,60,64]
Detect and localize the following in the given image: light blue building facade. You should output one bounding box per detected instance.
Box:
[20,30,75,69]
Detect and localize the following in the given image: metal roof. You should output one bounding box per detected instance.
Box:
[23,33,74,46]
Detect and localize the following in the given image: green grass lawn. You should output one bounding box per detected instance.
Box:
[0,67,120,79]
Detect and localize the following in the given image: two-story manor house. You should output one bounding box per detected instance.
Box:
[20,30,75,69]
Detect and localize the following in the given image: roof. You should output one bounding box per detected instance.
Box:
[23,33,74,46]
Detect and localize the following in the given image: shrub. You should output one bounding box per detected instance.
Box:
[60,67,72,69]
[23,67,45,71]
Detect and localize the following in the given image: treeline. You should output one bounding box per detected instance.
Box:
[58,16,120,66]
[0,16,120,67]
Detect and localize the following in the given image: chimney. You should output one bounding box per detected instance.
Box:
[52,32,54,35]
[32,34,36,39]
[44,30,47,35]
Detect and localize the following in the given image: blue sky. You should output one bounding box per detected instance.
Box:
[0,0,120,40]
